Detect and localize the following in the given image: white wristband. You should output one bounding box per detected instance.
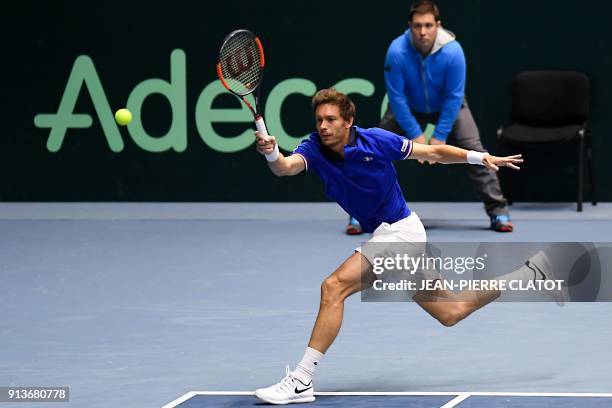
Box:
[265,144,280,162]
[467,150,486,165]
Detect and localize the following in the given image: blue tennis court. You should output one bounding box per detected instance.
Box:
[164,392,612,407]
[1,202,611,408]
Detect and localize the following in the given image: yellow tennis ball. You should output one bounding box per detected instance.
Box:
[114,108,132,126]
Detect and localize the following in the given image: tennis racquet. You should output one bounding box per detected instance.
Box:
[216,29,268,137]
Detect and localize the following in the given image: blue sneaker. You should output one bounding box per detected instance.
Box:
[491,215,513,232]
[345,216,363,235]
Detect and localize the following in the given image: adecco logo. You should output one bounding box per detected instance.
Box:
[34,49,390,153]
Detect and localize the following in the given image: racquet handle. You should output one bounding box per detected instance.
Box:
[255,115,279,162]
[255,116,269,136]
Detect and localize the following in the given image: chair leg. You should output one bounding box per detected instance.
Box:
[586,130,597,206]
[577,136,584,212]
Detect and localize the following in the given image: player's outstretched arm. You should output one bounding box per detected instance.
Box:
[255,131,305,176]
[409,143,523,172]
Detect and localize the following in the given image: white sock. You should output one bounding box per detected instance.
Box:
[495,263,536,284]
[292,347,323,384]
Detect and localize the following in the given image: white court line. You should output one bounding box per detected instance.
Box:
[466,392,612,397]
[440,393,471,408]
[160,391,197,408]
[162,390,612,408]
[316,392,464,396]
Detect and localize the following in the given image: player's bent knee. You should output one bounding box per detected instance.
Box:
[436,305,468,327]
[320,276,343,304]
[436,312,461,327]
[437,314,460,327]
[320,274,356,304]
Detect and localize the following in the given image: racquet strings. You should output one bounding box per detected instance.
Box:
[218,32,263,96]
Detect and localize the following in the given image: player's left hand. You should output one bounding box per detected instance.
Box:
[483,154,523,172]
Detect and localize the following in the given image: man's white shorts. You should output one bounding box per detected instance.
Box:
[357,212,440,296]
[356,212,427,261]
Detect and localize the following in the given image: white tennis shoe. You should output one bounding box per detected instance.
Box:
[525,250,565,306]
[254,366,315,405]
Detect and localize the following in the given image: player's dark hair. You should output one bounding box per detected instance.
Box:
[312,88,356,121]
[409,0,440,22]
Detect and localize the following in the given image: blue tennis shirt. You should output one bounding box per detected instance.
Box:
[293,126,412,233]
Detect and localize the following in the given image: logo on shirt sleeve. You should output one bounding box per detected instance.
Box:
[401,139,410,153]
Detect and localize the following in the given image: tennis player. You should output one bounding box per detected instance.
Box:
[253,88,556,405]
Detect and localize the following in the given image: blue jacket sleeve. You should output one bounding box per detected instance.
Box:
[384,48,423,139]
[432,45,466,141]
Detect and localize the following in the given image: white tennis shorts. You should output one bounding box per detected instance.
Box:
[357,212,427,262]
[357,212,440,289]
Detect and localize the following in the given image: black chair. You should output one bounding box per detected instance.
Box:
[497,70,596,212]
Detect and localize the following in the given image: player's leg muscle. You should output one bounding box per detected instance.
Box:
[320,252,375,306]
[413,287,501,327]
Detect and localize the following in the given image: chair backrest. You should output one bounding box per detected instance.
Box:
[511,70,589,126]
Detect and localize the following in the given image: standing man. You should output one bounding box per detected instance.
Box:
[252,88,556,405]
[346,0,513,235]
